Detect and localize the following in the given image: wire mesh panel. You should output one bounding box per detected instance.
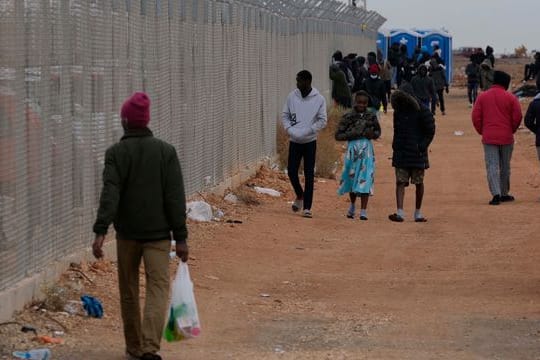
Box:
[0,0,384,291]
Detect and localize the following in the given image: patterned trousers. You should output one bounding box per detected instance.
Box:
[483,144,513,196]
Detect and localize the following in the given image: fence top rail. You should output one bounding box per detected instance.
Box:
[235,0,385,31]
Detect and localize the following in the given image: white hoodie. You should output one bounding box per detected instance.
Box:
[281,88,327,144]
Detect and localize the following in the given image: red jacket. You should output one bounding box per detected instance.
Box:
[472,85,522,145]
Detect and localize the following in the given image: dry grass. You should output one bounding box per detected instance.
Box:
[275,104,346,179]
[276,122,289,170]
[316,104,346,179]
[233,186,262,206]
[40,284,70,312]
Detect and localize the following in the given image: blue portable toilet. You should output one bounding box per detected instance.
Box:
[389,29,421,58]
[422,30,453,83]
[377,30,390,61]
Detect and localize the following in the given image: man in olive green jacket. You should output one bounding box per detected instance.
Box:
[92,92,188,360]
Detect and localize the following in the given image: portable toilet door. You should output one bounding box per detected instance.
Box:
[377,31,389,61]
[422,30,453,83]
[389,29,421,59]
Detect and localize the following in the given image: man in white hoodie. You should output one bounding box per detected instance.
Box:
[281,70,327,218]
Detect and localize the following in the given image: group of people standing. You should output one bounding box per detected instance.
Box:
[330,45,449,119]
[465,46,496,107]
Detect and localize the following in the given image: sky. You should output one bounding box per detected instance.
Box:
[367,0,539,54]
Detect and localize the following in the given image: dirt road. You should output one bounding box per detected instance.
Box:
[6,87,540,360]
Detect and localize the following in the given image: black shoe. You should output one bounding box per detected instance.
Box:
[489,195,501,205]
[126,352,141,360]
[141,353,162,360]
[500,195,515,202]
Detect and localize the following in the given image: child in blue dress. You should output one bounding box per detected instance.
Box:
[335,91,381,220]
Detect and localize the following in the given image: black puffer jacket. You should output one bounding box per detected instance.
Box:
[390,91,436,169]
[335,110,381,141]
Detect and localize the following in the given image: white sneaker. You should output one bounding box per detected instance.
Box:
[302,209,313,218]
[292,199,303,212]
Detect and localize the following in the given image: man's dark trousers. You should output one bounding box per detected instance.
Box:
[287,140,317,210]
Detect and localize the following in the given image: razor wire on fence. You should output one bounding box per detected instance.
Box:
[0,0,384,291]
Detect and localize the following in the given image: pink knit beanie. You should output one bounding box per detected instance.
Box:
[120,92,150,128]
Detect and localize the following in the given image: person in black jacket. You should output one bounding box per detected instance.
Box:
[92,92,188,360]
[388,42,401,87]
[388,89,436,222]
[429,59,449,116]
[332,50,354,90]
[524,92,540,165]
[411,64,437,110]
[361,64,388,114]
[485,45,495,68]
[351,56,368,93]
[465,55,481,107]
[523,52,540,82]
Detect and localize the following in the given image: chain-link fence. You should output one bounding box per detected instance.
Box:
[0,0,384,291]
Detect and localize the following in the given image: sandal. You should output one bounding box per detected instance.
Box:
[360,215,368,221]
[414,217,428,222]
[388,213,404,222]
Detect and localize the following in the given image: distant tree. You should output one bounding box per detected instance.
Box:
[514,45,528,58]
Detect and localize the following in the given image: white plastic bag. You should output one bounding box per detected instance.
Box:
[253,186,281,197]
[186,201,213,222]
[164,262,201,342]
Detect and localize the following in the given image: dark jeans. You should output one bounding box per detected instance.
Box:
[524,63,538,81]
[287,140,317,210]
[468,82,479,104]
[431,89,445,114]
[384,80,391,103]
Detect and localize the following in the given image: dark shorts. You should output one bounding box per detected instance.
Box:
[395,167,425,186]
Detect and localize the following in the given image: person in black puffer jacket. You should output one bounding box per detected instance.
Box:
[388,89,436,223]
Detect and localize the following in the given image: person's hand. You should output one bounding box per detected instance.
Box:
[176,242,189,262]
[92,235,105,259]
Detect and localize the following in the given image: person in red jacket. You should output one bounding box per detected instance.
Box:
[472,71,522,205]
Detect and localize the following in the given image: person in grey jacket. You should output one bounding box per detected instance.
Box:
[282,70,327,218]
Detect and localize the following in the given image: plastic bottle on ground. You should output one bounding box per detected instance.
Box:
[12,348,51,359]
